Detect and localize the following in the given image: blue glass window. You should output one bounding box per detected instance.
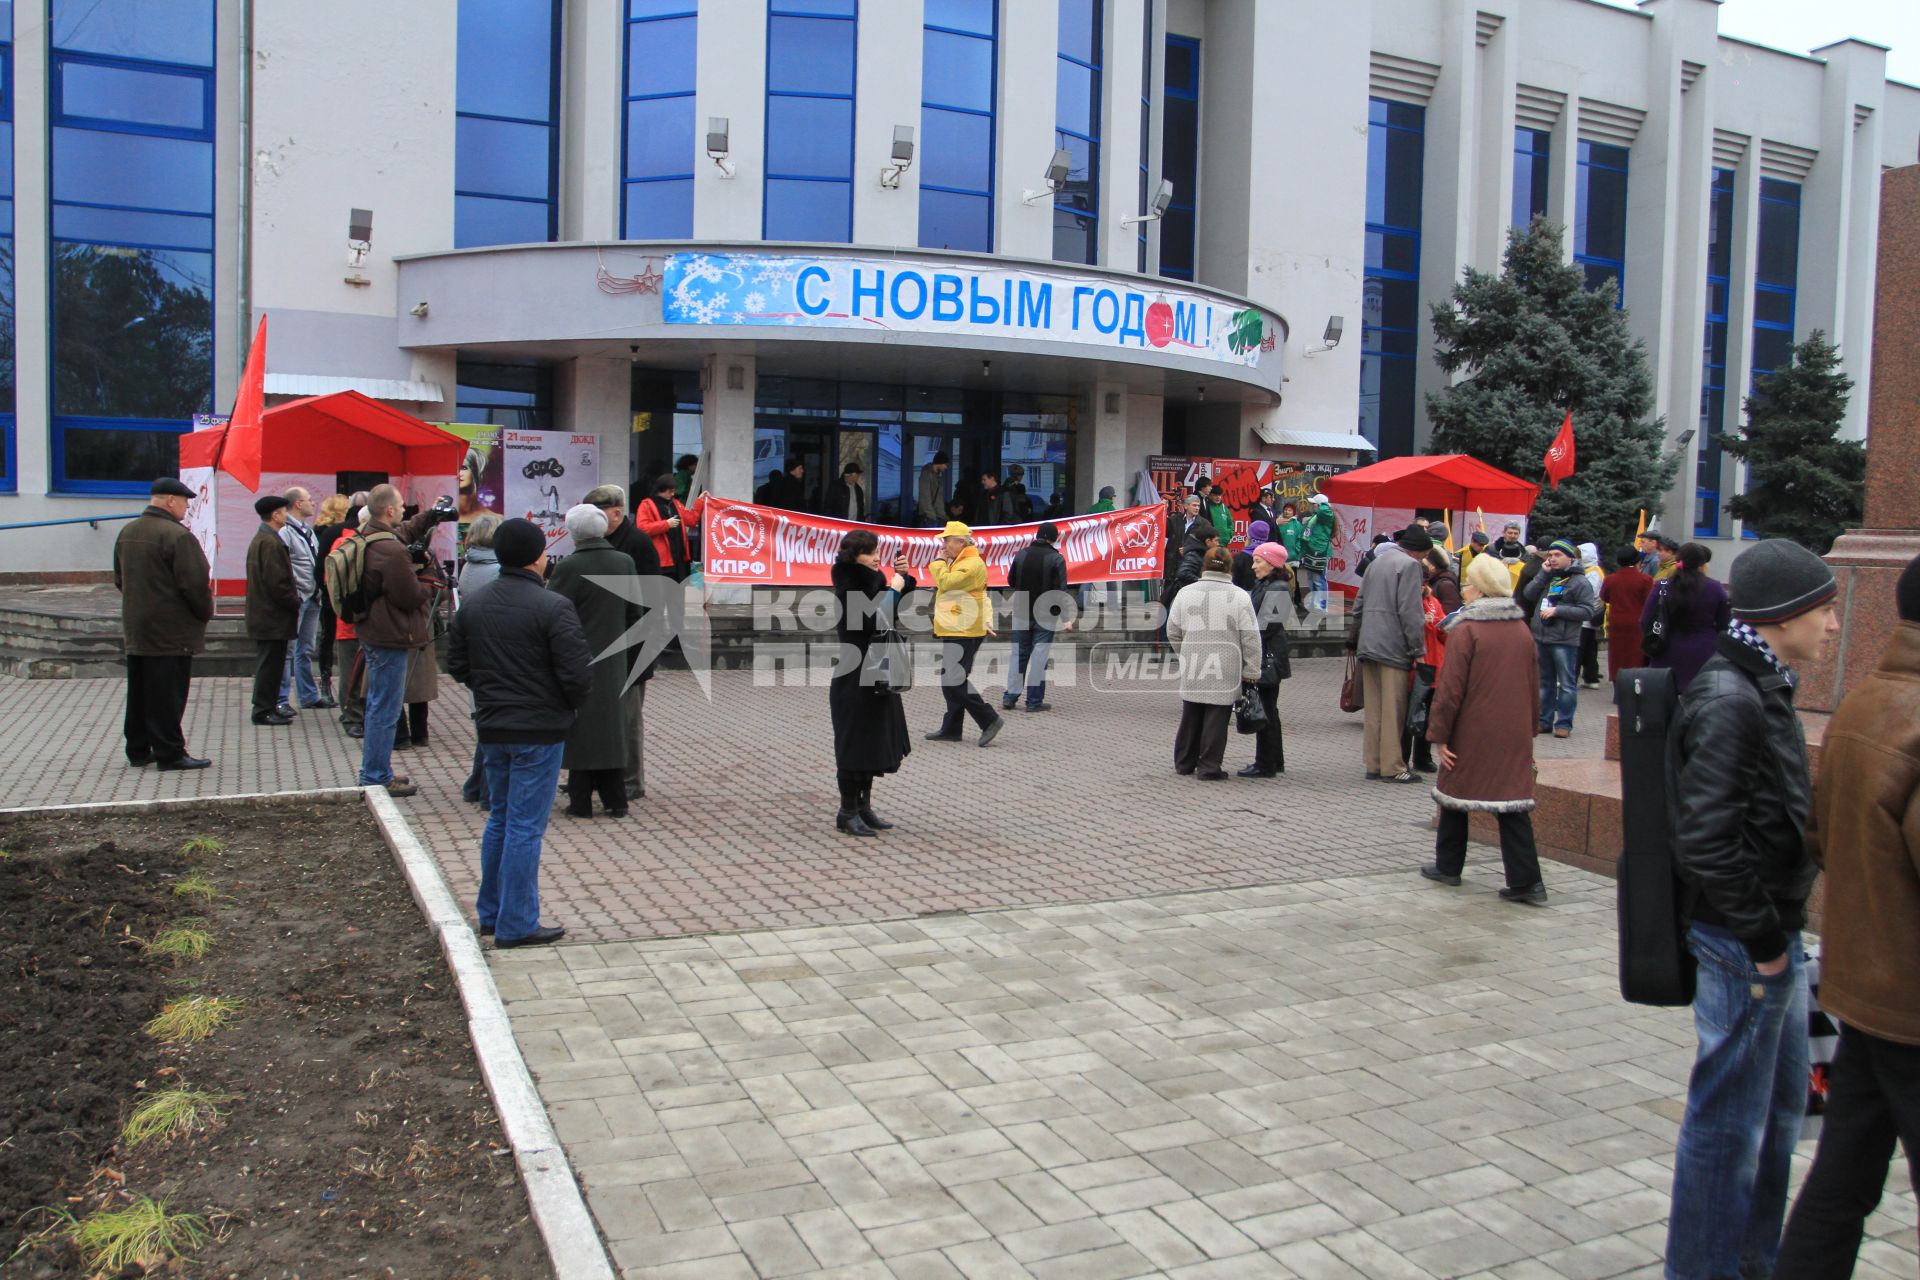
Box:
[1360,97,1422,458]
[1053,0,1101,264]
[457,362,554,431]
[919,1,995,251]
[1575,140,1628,306]
[1512,126,1549,230]
[456,0,559,248]
[622,4,696,239]
[49,0,214,493]
[1159,34,1199,281]
[765,3,857,243]
[1695,167,1733,535]
[1742,178,1800,536]
[0,12,13,491]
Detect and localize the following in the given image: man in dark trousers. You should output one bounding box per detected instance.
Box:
[448,518,593,949]
[1776,551,1920,1275]
[1664,539,1839,1280]
[586,484,660,802]
[244,494,301,726]
[113,477,215,770]
[825,461,868,522]
[1003,523,1073,712]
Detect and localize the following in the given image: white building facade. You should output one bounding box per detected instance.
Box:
[3,0,1917,573]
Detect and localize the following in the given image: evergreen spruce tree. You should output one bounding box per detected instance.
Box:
[1426,218,1676,549]
[1720,331,1861,554]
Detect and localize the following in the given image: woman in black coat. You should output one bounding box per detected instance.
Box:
[1241,542,1292,777]
[830,530,915,837]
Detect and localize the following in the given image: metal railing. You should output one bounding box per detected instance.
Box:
[0,513,144,533]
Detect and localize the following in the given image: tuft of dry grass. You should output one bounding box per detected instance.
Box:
[170,872,219,902]
[143,921,214,962]
[121,1087,232,1149]
[179,835,227,857]
[69,1196,210,1272]
[144,995,241,1044]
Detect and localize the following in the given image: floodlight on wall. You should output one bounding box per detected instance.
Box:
[1022,149,1075,204]
[707,117,736,178]
[347,208,373,267]
[1675,428,1697,447]
[880,125,915,188]
[1121,179,1175,226]
[1304,315,1345,356]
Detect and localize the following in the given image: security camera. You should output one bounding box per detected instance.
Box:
[706,117,736,178]
[1305,315,1345,356]
[347,207,373,267]
[880,125,915,188]
[409,301,429,318]
[1022,149,1075,204]
[1122,179,1175,226]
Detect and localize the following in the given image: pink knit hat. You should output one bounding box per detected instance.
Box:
[1252,541,1289,569]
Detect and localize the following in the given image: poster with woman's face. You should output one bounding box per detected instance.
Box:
[454,429,506,519]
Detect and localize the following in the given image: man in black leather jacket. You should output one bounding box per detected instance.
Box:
[1664,538,1840,1280]
[448,518,593,949]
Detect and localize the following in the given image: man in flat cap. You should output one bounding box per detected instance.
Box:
[245,494,301,726]
[112,477,215,769]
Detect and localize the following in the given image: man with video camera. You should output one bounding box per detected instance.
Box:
[356,484,455,797]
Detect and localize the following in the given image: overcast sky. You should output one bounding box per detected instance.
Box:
[1594,0,1919,85]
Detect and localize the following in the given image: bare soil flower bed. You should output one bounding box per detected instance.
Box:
[0,800,552,1279]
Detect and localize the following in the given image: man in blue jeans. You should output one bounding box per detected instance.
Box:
[448,518,592,948]
[277,486,331,712]
[1520,540,1596,738]
[1665,539,1839,1280]
[354,484,438,798]
[1004,522,1074,712]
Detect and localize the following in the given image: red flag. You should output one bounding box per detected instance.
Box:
[1543,410,1576,489]
[216,316,268,492]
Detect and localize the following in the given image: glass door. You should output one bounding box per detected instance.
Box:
[907,430,961,525]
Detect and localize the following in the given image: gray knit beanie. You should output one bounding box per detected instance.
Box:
[1728,539,1836,625]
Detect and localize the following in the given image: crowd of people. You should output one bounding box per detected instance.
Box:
[108,468,1919,1276]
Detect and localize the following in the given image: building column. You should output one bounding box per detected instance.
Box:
[1414,0,1482,451]
[1100,0,1147,269]
[12,0,50,496]
[995,0,1059,260]
[1472,7,1519,270]
[562,0,621,240]
[556,356,633,504]
[854,0,923,247]
[702,353,756,505]
[1081,381,1132,510]
[694,0,768,240]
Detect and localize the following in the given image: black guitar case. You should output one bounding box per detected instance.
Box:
[1614,668,1696,1006]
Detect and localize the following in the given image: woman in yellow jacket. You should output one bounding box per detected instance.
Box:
[924,522,1006,747]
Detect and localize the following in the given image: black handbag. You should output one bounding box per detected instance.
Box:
[1233,684,1267,734]
[1405,664,1436,738]
[1642,582,1672,659]
[859,591,913,695]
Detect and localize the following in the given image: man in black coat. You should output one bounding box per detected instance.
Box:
[244,494,301,726]
[448,518,593,949]
[113,477,215,770]
[1663,539,1840,1280]
[586,484,660,802]
[825,462,868,522]
[1003,523,1073,711]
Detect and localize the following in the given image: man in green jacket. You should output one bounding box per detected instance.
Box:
[1300,494,1338,610]
[1087,485,1116,516]
[113,477,215,770]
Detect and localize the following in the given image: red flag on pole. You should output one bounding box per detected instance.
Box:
[215,316,268,492]
[1543,410,1576,489]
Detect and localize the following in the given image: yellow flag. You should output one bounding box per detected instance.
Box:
[1475,506,1488,534]
[1441,509,1456,554]
[1635,508,1648,541]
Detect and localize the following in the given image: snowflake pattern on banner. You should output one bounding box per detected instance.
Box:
[665,255,783,325]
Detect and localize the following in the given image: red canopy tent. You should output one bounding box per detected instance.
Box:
[178,391,465,596]
[179,390,465,479]
[1318,453,1539,514]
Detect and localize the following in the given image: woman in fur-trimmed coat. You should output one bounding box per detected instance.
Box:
[1418,553,1548,904]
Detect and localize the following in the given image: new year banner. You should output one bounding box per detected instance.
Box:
[699,499,1168,587]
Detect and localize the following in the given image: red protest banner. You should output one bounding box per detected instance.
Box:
[699,498,1168,586]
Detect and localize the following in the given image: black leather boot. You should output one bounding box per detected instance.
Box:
[857,780,892,830]
[835,774,875,837]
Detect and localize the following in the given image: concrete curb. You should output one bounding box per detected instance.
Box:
[363,787,617,1280]
[2,786,617,1280]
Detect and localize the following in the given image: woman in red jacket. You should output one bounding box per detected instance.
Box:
[634,473,708,581]
[1401,582,1449,773]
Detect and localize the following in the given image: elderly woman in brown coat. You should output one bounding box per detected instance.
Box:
[1418,551,1548,904]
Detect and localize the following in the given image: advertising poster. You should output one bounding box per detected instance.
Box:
[1146,455,1348,550]
[700,499,1167,587]
[443,426,600,558]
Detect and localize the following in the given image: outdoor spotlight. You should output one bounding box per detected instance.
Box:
[706,117,736,178]
[1676,427,1697,446]
[982,359,992,378]
[1122,179,1176,226]
[1197,384,1207,402]
[1022,149,1075,203]
[347,208,373,267]
[880,125,915,188]
[1305,315,1346,356]
[409,301,429,318]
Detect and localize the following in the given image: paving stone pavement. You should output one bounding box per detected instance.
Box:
[5,660,1914,1278]
[0,657,1609,942]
